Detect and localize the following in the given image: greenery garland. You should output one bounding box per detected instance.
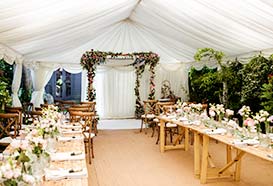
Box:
[134,65,145,118]
[80,49,159,118]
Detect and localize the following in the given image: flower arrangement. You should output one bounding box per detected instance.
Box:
[253,110,270,133]
[238,105,251,121]
[0,158,35,186]
[189,103,203,114]
[225,109,234,119]
[209,103,225,121]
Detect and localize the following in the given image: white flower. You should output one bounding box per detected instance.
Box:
[267,115,273,123]
[4,170,14,179]
[13,168,21,178]
[209,109,215,117]
[238,105,251,117]
[227,120,237,128]
[225,109,234,117]
[23,174,35,184]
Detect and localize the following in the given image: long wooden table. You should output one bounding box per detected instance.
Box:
[43,127,88,186]
[3,123,88,186]
[158,116,273,184]
[43,138,88,185]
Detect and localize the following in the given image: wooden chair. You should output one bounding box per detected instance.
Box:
[22,102,34,124]
[69,111,95,164]
[5,106,23,130]
[71,102,99,135]
[0,113,19,139]
[60,100,75,114]
[29,110,43,123]
[154,102,178,144]
[80,102,98,135]
[140,100,158,136]
[80,101,96,112]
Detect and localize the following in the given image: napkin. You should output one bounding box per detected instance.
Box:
[233,139,247,146]
[60,124,82,130]
[57,136,83,142]
[243,139,259,145]
[60,128,82,134]
[45,167,88,181]
[204,128,227,135]
[50,151,85,161]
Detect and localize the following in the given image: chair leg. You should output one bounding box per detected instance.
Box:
[88,139,91,164]
[156,125,160,144]
[165,131,167,145]
[170,129,173,143]
[140,119,143,132]
[91,138,94,158]
[151,123,155,137]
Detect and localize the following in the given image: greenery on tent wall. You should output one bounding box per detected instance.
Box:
[240,54,273,112]
[190,48,273,114]
[0,59,13,111]
[80,49,159,118]
[188,66,221,104]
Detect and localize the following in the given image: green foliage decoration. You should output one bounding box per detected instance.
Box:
[260,75,273,114]
[188,66,221,103]
[194,48,225,66]
[240,54,273,112]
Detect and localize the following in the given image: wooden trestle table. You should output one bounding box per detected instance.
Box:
[158,116,273,184]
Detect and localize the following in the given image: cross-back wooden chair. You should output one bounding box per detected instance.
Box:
[0,113,19,140]
[5,106,23,130]
[69,111,95,164]
[154,102,178,144]
[140,100,158,136]
[75,102,99,135]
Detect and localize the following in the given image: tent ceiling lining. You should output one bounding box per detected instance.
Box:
[1,0,273,65]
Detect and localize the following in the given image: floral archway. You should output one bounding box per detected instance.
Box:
[80,49,159,118]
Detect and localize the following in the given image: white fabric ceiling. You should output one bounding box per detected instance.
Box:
[1,0,273,64]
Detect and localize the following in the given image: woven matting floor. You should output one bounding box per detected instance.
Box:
[87,129,273,186]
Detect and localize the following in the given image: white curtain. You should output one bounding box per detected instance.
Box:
[28,62,83,107]
[11,62,22,107]
[139,63,190,102]
[30,65,55,108]
[94,66,136,119]
[155,64,189,101]
[0,43,23,107]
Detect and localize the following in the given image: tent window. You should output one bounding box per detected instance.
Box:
[45,69,81,102]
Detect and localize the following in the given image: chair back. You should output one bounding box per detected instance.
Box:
[155,102,175,115]
[69,110,82,122]
[29,110,43,123]
[0,113,19,138]
[80,101,96,112]
[163,105,177,115]
[5,106,23,129]
[143,100,158,115]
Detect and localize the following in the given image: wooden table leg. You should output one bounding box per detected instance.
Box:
[200,135,209,184]
[235,149,243,181]
[194,132,200,178]
[160,119,165,153]
[226,145,232,163]
[184,128,189,151]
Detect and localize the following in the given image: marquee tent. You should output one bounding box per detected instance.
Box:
[1,0,273,117]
